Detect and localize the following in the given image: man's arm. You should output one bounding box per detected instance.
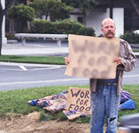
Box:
[116,40,137,72]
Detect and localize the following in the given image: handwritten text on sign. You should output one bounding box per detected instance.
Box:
[65,87,91,113]
[65,34,120,79]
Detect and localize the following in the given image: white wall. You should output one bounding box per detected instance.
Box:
[113,8,124,37]
[1,0,7,44]
[86,8,124,37]
[70,14,83,21]
[70,8,124,37]
[70,15,77,21]
[86,8,109,36]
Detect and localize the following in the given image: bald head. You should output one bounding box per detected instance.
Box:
[101,18,115,28]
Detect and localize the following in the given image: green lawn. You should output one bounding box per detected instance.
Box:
[118,85,139,118]
[133,49,139,52]
[0,84,139,123]
[0,54,138,65]
[0,55,65,65]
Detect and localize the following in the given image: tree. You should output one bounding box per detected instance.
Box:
[0,0,15,56]
[0,0,6,55]
[61,0,79,8]
[29,0,73,21]
[62,0,98,25]
[0,0,27,56]
[130,0,139,17]
[8,4,35,32]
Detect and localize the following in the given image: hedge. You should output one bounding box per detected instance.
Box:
[30,19,95,36]
[120,32,139,44]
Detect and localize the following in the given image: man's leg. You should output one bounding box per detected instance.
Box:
[90,85,105,133]
[105,85,121,133]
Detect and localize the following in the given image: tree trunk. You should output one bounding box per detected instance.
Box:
[130,0,139,17]
[27,21,31,31]
[82,10,86,26]
[47,13,51,22]
[0,7,4,56]
[83,13,86,26]
[0,0,14,56]
[0,18,3,56]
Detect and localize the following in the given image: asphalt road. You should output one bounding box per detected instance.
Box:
[0,59,139,91]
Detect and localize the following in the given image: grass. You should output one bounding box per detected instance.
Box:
[118,84,139,118]
[133,49,139,52]
[0,55,65,65]
[0,85,69,116]
[0,53,138,65]
[0,84,139,123]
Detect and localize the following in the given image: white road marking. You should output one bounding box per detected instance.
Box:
[20,66,27,71]
[30,66,61,71]
[123,75,139,78]
[0,68,23,71]
[0,65,62,71]
[0,74,139,86]
[0,78,88,86]
[0,62,65,67]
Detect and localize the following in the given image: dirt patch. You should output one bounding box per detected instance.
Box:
[0,112,90,133]
[0,112,122,133]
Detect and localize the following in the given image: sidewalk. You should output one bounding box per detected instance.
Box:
[2,42,69,56]
[1,42,139,57]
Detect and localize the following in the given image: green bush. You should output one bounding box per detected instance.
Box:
[6,33,15,39]
[30,19,95,36]
[55,19,84,34]
[55,20,73,34]
[31,20,57,33]
[120,32,139,43]
[78,27,95,36]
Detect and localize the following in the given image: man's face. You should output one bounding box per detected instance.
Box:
[101,20,116,38]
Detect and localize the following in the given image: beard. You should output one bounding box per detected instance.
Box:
[106,31,115,38]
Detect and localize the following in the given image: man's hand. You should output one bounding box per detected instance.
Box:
[64,57,70,66]
[113,57,122,65]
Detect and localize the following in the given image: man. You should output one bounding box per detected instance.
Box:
[64,18,136,133]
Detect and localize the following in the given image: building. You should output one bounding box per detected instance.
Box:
[4,0,139,39]
[70,0,139,37]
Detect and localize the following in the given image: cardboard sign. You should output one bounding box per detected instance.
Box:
[65,34,120,79]
[65,87,91,113]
